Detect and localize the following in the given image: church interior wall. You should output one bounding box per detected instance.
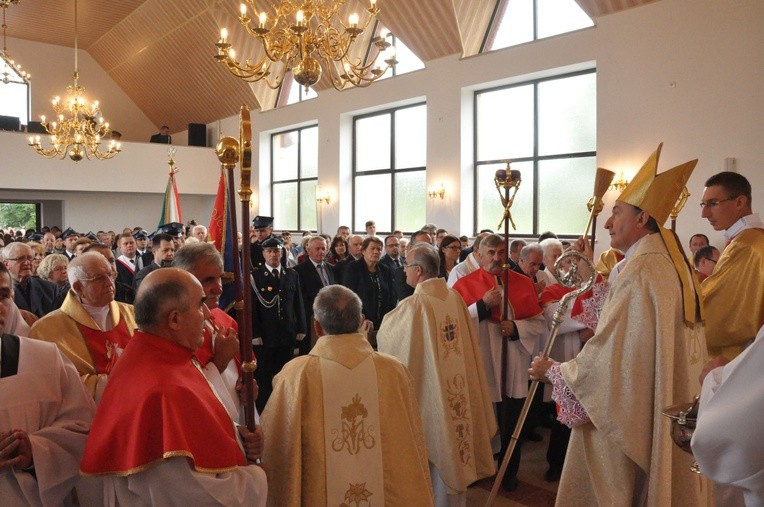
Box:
[0,0,760,255]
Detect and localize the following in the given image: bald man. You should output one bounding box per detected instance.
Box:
[81,269,266,505]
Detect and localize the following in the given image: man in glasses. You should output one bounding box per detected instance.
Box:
[30,252,137,403]
[2,242,61,318]
[700,171,764,360]
[692,245,720,282]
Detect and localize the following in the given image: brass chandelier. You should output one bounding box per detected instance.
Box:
[28,0,120,162]
[1,0,29,84]
[215,0,397,92]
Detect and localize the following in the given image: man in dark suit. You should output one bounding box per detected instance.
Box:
[249,215,287,271]
[61,227,79,261]
[251,237,306,412]
[115,232,142,291]
[3,242,60,317]
[132,233,176,292]
[334,234,364,283]
[149,125,172,144]
[293,236,336,355]
[379,234,403,270]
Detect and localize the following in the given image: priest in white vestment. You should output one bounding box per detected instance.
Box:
[530,144,711,506]
[0,332,95,506]
[378,243,497,506]
[692,324,764,507]
[262,285,434,507]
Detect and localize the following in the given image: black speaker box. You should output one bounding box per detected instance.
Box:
[188,123,207,147]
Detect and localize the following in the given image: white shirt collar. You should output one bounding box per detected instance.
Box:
[725,213,764,242]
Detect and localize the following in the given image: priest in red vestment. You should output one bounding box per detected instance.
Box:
[80,268,266,506]
[453,234,546,491]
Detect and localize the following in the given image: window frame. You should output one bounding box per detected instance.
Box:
[473,68,597,237]
[270,123,319,231]
[351,101,427,234]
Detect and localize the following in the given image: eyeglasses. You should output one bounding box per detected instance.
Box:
[81,273,117,284]
[699,197,735,209]
[404,263,420,270]
[5,256,34,262]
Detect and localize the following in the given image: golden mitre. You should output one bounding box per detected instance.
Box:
[617,142,698,224]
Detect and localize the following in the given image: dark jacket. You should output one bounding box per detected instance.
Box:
[293,260,337,351]
[13,277,61,318]
[250,265,306,348]
[341,258,397,330]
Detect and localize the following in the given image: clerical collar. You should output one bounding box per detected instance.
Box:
[725,213,764,242]
[81,301,113,331]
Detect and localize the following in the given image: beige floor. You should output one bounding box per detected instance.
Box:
[466,428,559,507]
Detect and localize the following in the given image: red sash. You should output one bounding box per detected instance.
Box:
[78,317,133,374]
[453,268,541,321]
[116,257,135,274]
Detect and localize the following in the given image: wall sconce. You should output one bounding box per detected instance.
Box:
[609,172,630,192]
[427,183,446,200]
[316,187,332,206]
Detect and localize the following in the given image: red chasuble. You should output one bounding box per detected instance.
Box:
[78,318,132,374]
[453,268,541,321]
[539,274,606,331]
[80,331,246,475]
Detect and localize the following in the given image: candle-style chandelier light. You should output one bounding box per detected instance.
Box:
[1,0,30,84]
[28,0,120,162]
[215,0,397,92]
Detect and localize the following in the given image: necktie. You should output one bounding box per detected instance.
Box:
[317,263,329,286]
[272,268,280,280]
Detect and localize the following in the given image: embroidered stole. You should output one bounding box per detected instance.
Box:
[321,355,385,506]
[432,301,476,474]
[78,318,132,374]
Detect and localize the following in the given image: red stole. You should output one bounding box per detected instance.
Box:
[81,331,245,475]
[453,268,541,321]
[78,318,133,374]
[195,308,242,369]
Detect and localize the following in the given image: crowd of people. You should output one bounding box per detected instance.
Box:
[0,160,761,506]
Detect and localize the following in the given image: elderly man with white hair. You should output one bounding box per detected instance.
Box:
[536,238,565,288]
[192,224,208,242]
[2,242,61,318]
[30,252,137,402]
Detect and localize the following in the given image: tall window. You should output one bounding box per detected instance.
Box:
[0,68,29,128]
[271,125,318,231]
[483,0,593,52]
[353,103,426,233]
[474,69,596,236]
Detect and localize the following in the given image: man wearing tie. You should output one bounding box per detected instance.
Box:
[379,234,403,270]
[115,232,143,289]
[294,236,336,354]
[251,237,306,412]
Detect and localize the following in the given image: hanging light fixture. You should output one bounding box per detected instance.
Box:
[28,0,120,162]
[1,0,29,84]
[214,0,397,92]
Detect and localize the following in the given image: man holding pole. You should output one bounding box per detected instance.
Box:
[529,144,710,505]
[453,234,545,491]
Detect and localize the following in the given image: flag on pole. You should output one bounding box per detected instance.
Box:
[209,168,237,311]
[158,152,183,228]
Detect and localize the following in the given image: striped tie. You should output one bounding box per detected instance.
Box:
[317,263,330,286]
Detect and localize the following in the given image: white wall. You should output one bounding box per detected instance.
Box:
[1,0,762,255]
[6,38,156,142]
[214,0,763,256]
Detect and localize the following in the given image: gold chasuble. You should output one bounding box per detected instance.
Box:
[30,291,137,399]
[377,278,497,496]
[559,233,710,506]
[261,333,434,507]
[702,227,764,359]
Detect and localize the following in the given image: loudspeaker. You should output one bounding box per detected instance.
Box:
[188,123,207,147]
[27,120,47,134]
